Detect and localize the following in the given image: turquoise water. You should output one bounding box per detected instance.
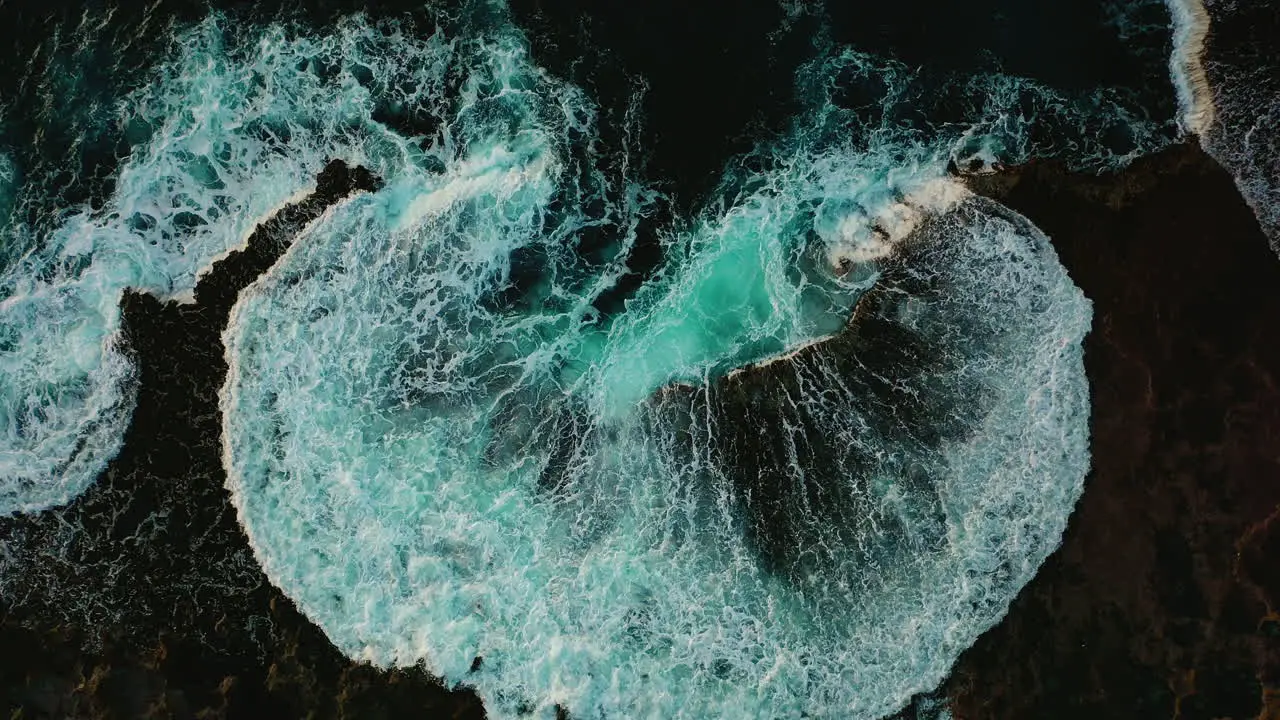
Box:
[0,16,457,512]
[207,11,1090,719]
[0,6,1163,518]
[0,3,1130,717]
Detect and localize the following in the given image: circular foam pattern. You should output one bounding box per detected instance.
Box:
[219,24,1093,711]
[223,176,1090,718]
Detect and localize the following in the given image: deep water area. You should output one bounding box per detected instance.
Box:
[1,0,1275,718]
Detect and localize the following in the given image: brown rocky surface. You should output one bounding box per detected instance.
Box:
[950,142,1280,720]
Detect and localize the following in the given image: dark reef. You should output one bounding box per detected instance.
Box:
[949,143,1280,719]
[2,137,1277,720]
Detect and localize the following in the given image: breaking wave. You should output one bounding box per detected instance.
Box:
[2,0,1211,716]
[205,9,1095,719]
[1166,0,1280,250]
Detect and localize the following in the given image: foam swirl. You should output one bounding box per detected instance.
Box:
[217,14,1092,718]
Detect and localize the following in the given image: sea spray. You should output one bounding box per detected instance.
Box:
[0,2,1197,717]
[215,13,1092,719]
[1163,0,1280,253]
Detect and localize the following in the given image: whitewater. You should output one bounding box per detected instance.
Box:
[0,1,1196,717]
[1165,0,1280,251]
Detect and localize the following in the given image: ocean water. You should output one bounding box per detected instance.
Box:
[0,0,1219,717]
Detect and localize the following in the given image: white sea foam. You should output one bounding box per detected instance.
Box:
[5,5,1120,717]
[213,14,1093,720]
[0,16,456,513]
[222,168,1090,719]
[1165,0,1280,252]
[0,1,1171,516]
[1166,0,1216,136]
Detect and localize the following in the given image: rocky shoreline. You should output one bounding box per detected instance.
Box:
[3,142,1276,719]
[0,161,484,720]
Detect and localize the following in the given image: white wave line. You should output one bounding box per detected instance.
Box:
[1166,0,1216,138]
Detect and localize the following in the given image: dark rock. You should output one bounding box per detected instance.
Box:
[0,161,483,720]
[949,142,1280,720]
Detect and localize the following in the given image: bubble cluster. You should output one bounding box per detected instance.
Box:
[2,5,1111,718]
[213,13,1091,719]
